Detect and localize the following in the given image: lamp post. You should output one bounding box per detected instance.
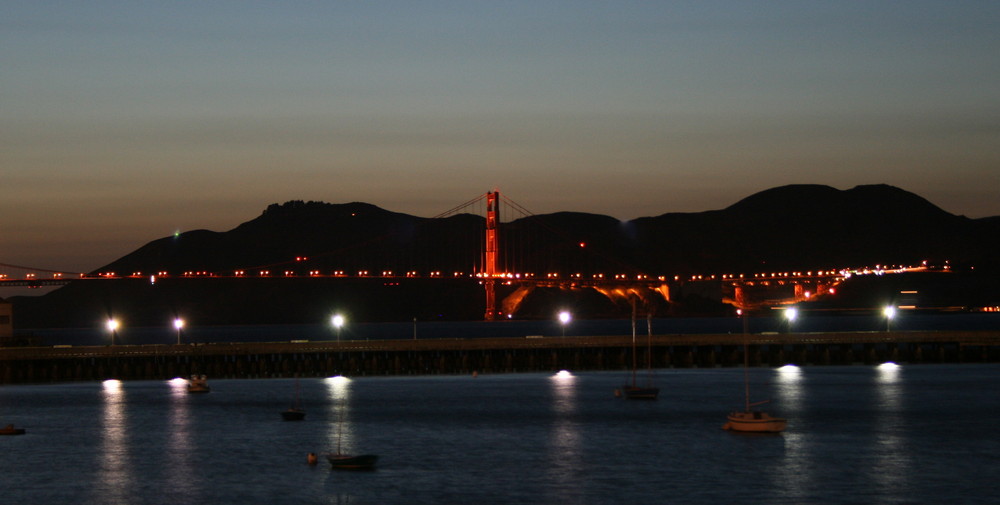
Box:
[174,318,185,345]
[784,307,797,333]
[558,311,571,337]
[107,318,119,346]
[331,314,345,342]
[883,306,895,332]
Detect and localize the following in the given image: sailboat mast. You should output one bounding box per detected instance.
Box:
[646,311,654,385]
[631,296,638,388]
[742,310,750,412]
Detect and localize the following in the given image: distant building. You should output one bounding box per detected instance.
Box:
[0,298,12,341]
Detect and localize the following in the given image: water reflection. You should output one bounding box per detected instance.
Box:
[166,378,197,499]
[874,363,910,494]
[324,376,353,453]
[772,366,813,502]
[546,371,583,502]
[775,365,803,412]
[97,380,131,505]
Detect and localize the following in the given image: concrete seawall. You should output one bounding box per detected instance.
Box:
[2,331,998,384]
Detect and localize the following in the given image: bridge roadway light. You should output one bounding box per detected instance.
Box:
[331,314,345,342]
[107,318,120,346]
[558,311,571,337]
[174,318,185,345]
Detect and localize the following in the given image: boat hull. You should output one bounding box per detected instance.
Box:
[1,425,26,436]
[326,453,378,470]
[723,411,787,433]
[281,409,305,421]
[187,375,210,393]
[620,386,660,400]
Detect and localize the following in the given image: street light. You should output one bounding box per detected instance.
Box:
[107,318,119,346]
[883,306,895,332]
[174,318,185,345]
[784,307,797,333]
[331,314,345,342]
[558,311,571,337]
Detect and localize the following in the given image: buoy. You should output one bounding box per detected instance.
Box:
[472,370,478,378]
[307,452,318,465]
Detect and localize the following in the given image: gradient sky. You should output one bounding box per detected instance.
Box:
[3,1,999,273]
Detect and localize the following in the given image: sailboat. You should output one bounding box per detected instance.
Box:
[616,301,659,400]
[326,401,378,470]
[281,379,306,421]
[723,311,786,433]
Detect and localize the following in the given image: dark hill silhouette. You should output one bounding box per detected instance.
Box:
[11,185,1000,328]
[95,184,998,277]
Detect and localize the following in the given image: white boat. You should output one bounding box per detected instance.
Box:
[723,312,786,433]
[723,409,787,433]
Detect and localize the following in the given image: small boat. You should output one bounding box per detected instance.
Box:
[723,409,787,433]
[326,399,377,470]
[723,310,786,433]
[326,453,378,470]
[187,375,210,393]
[281,407,305,421]
[281,380,305,421]
[617,303,659,400]
[0,424,26,436]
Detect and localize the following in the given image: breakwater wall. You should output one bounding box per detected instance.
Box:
[2,331,998,384]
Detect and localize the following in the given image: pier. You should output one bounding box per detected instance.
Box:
[2,331,998,384]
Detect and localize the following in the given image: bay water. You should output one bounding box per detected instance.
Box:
[2,364,998,504]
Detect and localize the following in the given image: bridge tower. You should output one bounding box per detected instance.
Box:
[484,191,499,320]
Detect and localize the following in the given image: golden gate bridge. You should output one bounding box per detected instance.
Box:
[1,190,878,317]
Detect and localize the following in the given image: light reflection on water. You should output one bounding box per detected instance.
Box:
[546,371,582,502]
[874,362,910,496]
[4,366,999,504]
[98,379,130,505]
[773,365,809,501]
[324,376,353,454]
[166,378,196,498]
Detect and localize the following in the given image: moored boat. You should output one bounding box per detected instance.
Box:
[616,302,659,400]
[326,453,378,470]
[724,309,786,433]
[619,386,660,400]
[280,379,305,420]
[723,410,787,433]
[187,375,210,393]
[1,424,26,435]
[281,408,305,421]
